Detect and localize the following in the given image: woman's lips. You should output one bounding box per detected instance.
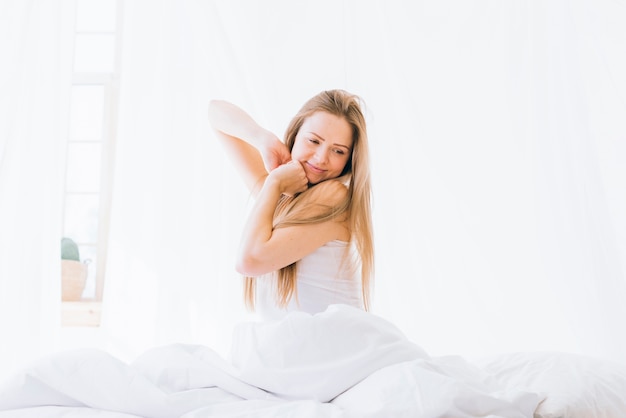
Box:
[306,162,326,174]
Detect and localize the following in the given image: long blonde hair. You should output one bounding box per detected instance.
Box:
[244,89,374,311]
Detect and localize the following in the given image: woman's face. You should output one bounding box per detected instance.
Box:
[291,111,353,185]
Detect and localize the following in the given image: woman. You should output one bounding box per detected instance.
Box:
[207,89,374,319]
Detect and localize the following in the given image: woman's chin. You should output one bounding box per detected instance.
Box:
[308,174,339,185]
[306,175,322,185]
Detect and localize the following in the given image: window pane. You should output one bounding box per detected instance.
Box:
[74,33,116,72]
[63,194,100,244]
[66,142,102,193]
[70,85,104,141]
[76,0,117,32]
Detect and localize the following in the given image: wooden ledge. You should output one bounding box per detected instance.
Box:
[62,301,102,327]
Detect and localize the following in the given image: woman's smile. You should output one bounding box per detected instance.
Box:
[305,162,326,174]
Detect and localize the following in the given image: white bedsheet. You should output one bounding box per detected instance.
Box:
[0,305,542,418]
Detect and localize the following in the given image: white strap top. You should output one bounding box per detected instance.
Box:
[255,240,363,321]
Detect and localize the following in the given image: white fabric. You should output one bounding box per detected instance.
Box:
[0,305,544,418]
[477,351,626,418]
[0,0,75,377]
[255,240,362,320]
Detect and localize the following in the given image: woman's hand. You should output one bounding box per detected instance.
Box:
[268,160,309,196]
[259,132,292,172]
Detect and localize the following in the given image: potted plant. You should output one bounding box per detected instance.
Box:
[61,237,88,301]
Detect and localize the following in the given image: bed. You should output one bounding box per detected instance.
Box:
[1,305,625,418]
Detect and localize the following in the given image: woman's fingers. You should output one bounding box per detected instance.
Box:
[273,160,308,196]
[262,139,292,172]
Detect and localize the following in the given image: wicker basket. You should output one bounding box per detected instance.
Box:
[61,259,88,301]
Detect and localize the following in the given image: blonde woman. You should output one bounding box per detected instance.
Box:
[208,89,374,320]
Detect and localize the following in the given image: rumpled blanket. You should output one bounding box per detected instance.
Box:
[0,305,542,418]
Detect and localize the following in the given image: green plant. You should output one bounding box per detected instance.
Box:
[61,237,80,261]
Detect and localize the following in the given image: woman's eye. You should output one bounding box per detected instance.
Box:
[333,149,345,155]
[308,139,320,144]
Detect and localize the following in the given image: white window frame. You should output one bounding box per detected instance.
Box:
[62,0,122,327]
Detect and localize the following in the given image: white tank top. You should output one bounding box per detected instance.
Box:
[255,240,363,321]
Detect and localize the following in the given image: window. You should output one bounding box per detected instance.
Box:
[61,0,120,326]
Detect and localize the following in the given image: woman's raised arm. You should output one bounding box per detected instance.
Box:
[208,100,291,195]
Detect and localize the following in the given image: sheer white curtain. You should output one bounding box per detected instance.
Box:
[0,0,75,376]
[359,0,626,361]
[100,0,626,364]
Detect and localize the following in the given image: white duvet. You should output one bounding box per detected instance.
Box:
[0,304,555,417]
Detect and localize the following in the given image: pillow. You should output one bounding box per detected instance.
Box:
[476,351,626,418]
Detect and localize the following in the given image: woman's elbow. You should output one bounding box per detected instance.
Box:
[235,253,266,277]
[235,259,251,276]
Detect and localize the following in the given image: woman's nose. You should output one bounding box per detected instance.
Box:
[314,147,329,164]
